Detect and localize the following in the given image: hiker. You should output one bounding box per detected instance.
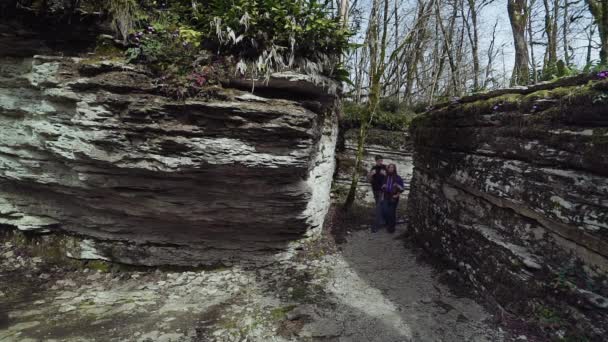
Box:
[380,163,404,233]
[367,155,386,204]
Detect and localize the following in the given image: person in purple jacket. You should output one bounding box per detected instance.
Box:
[380,164,405,233]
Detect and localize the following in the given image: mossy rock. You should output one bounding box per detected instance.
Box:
[269,305,297,321]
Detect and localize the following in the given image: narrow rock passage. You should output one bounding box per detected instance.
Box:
[319,224,509,342]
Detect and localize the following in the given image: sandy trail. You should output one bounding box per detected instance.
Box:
[311,223,508,342]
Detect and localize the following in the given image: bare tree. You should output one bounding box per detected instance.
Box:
[343,0,433,208]
[508,0,531,85]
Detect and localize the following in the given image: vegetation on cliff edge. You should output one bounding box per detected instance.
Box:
[101,0,351,97]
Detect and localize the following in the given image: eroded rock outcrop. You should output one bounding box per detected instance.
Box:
[407,76,608,340]
[0,55,338,266]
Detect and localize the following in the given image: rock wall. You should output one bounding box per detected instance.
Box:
[407,76,608,340]
[0,54,338,266]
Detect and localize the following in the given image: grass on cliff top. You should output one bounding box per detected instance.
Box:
[410,78,608,128]
[94,0,351,99]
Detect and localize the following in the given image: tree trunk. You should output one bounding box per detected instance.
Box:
[340,0,349,26]
[436,0,460,95]
[587,0,608,65]
[463,0,481,91]
[344,0,387,209]
[563,0,570,65]
[528,0,538,83]
[542,0,559,78]
[404,0,432,104]
[470,0,480,91]
[602,0,608,65]
[508,0,531,85]
[483,19,499,88]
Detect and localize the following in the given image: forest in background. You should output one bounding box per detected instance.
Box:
[338,0,608,207]
[342,0,608,105]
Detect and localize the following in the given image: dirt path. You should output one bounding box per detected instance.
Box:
[317,224,510,341]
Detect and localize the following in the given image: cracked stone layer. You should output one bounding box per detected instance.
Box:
[0,56,338,266]
[407,79,608,340]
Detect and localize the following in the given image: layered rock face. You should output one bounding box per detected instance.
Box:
[0,55,337,266]
[408,77,608,339]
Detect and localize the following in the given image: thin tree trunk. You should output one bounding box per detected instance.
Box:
[528,0,538,83]
[563,0,570,65]
[586,0,608,65]
[542,0,559,78]
[436,0,460,94]
[340,0,349,25]
[603,0,608,64]
[394,0,401,101]
[586,24,596,66]
[462,0,481,91]
[508,0,531,85]
[483,19,499,88]
[344,0,388,209]
[404,0,432,104]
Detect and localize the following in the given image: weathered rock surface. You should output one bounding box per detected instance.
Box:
[0,54,337,266]
[408,77,608,340]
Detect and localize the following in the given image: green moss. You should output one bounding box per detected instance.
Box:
[81,38,126,65]
[523,90,551,104]
[551,86,578,98]
[269,305,296,321]
[535,305,562,324]
[290,286,309,301]
[86,260,111,273]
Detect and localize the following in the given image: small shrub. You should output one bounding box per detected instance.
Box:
[342,99,417,131]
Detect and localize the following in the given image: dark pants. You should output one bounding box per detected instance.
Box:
[382,199,398,233]
[372,195,398,232]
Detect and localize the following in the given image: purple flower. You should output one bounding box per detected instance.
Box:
[136,31,144,37]
[598,71,608,79]
[492,105,499,111]
[147,26,155,32]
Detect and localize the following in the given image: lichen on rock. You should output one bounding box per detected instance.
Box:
[407,75,608,340]
[0,52,338,267]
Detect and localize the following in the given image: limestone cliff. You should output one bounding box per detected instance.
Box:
[0,54,338,266]
[407,76,608,340]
